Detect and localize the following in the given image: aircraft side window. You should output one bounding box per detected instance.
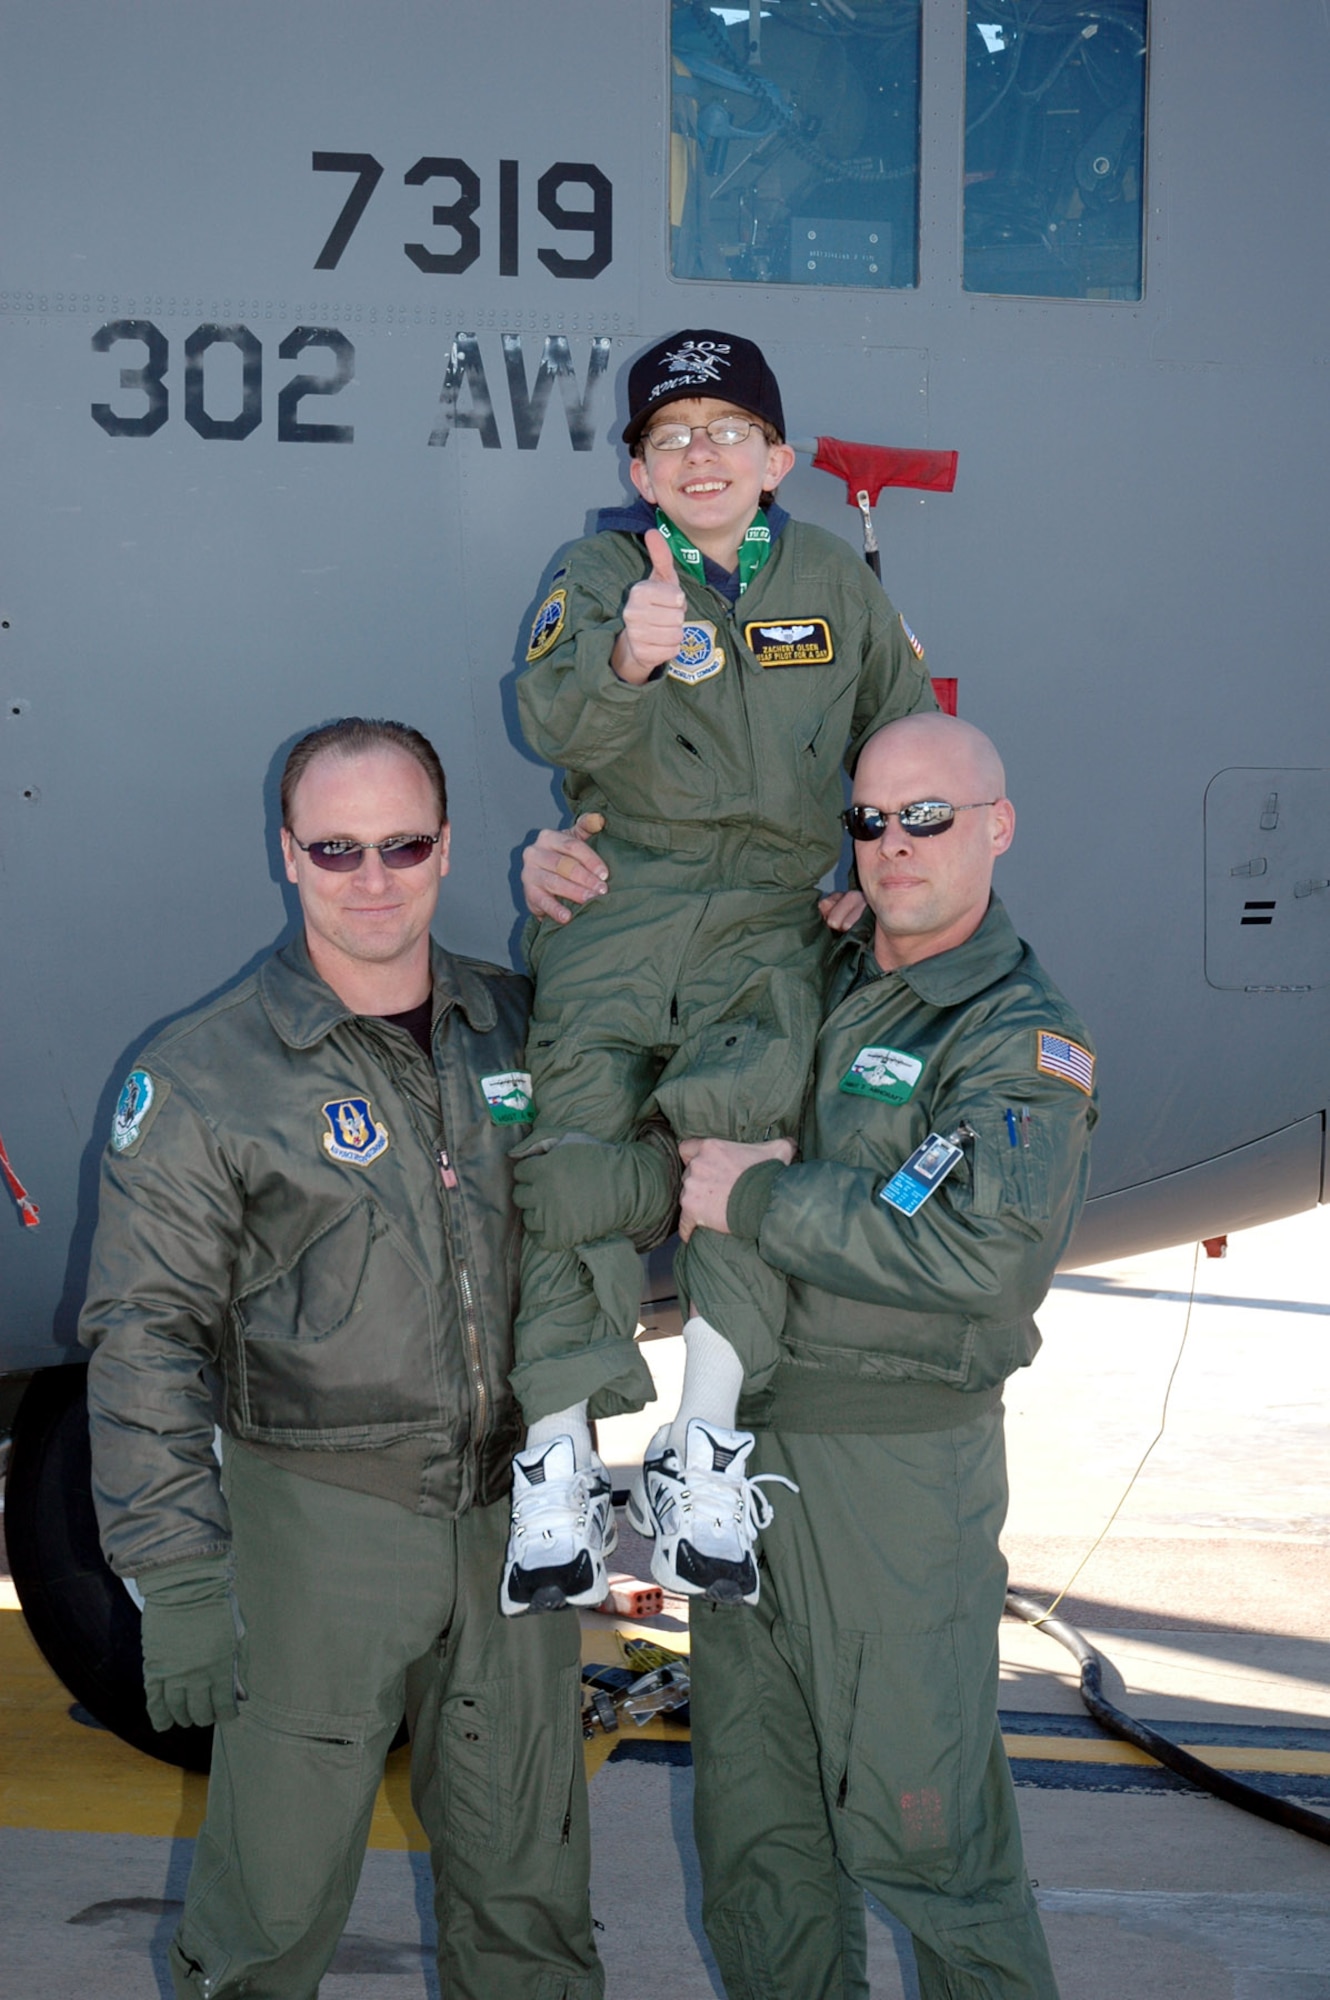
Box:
[964,1,1148,300]
[669,0,922,290]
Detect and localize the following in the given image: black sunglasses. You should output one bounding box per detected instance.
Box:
[291,832,443,873]
[841,800,998,841]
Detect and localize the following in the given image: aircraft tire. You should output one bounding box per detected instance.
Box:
[6,1363,214,1773]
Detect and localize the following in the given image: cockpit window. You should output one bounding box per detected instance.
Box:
[964,2,1147,299]
[670,1,923,289]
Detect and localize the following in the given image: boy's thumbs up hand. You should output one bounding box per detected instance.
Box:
[611,528,688,683]
[645,526,677,582]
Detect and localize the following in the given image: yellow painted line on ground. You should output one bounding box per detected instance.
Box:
[0,1607,681,1843]
[1003,1731,1330,1776]
[7,1607,1324,1844]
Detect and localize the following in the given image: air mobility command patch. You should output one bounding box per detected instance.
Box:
[899,613,925,660]
[744,618,834,667]
[668,621,724,685]
[322,1097,391,1165]
[1036,1031,1095,1095]
[481,1070,534,1124]
[839,1045,924,1105]
[526,588,567,661]
[111,1068,168,1154]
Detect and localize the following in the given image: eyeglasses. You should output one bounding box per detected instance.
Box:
[290,832,443,873]
[644,416,766,451]
[841,801,999,841]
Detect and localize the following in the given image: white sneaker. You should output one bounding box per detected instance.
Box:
[626,1419,797,1607]
[500,1436,618,1616]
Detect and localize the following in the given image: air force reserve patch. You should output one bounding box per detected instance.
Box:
[668,621,724,685]
[526,587,567,661]
[322,1097,391,1165]
[1036,1031,1095,1095]
[481,1071,534,1124]
[744,618,834,667]
[111,1068,167,1154]
[839,1045,924,1105]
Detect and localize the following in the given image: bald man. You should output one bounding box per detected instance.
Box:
[673,712,1096,2000]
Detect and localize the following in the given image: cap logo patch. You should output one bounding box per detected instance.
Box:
[668,621,725,685]
[526,587,567,661]
[663,339,730,384]
[481,1071,534,1125]
[745,618,834,667]
[1036,1032,1095,1095]
[322,1097,390,1165]
[112,1069,159,1152]
[839,1046,923,1105]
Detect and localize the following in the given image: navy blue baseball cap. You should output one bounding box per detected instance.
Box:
[623,329,785,447]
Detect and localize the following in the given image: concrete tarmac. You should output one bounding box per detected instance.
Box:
[2,1208,1328,1996]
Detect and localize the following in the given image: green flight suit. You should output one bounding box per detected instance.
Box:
[689,898,1097,2000]
[513,512,936,1420]
[80,936,602,2000]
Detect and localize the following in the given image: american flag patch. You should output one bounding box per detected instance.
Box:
[1036,1031,1095,1095]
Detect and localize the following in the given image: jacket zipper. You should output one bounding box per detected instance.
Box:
[436,1146,489,1443]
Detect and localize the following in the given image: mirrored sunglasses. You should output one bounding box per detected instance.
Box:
[841,800,998,841]
[292,833,443,873]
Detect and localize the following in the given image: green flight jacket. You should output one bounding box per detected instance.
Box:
[728,898,1098,1432]
[79,934,531,1577]
[518,518,936,893]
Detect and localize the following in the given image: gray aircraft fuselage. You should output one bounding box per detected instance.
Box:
[2,0,1327,1372]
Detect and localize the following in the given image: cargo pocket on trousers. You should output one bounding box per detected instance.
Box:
[438,1690,510,1856]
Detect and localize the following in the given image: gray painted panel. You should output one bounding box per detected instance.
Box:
[1063,1114,1325,1269]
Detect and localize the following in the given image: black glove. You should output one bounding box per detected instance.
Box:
[512,1126,680,1252]
[136,1554,238,1731]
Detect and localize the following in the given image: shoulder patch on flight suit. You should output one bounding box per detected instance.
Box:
[838,1045,923,1105]
[744,618,835,667]
[1035,1031,1095,1095]
[321,1097,391,1164]
[481,1070,534,1125]
[899,613,925,660]
[668,621,725,685]
[526,588,567,661]
[111,1068,169,1155]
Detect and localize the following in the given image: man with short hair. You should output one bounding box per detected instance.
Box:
[521,710,1096,1999]
[80,718,602,2000]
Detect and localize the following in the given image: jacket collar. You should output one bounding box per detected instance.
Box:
[259,930,498,1050]
[833,894,1025,1010]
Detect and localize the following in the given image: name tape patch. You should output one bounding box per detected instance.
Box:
[839,1045,923,1105]
[1036,1031,1095,1095]
[322,1097,390,1165]
[481,1071,534,1124]
[744,618,834,668]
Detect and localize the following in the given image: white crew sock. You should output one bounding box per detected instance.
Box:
[522,1403,594,1469]
[667,1315,745,1455]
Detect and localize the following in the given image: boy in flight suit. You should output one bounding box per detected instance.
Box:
[501,329,936,1615]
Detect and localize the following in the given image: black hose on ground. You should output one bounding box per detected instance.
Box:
[1004,1591,1330,1848]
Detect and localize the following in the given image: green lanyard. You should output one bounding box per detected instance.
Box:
[655,508,772,595]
